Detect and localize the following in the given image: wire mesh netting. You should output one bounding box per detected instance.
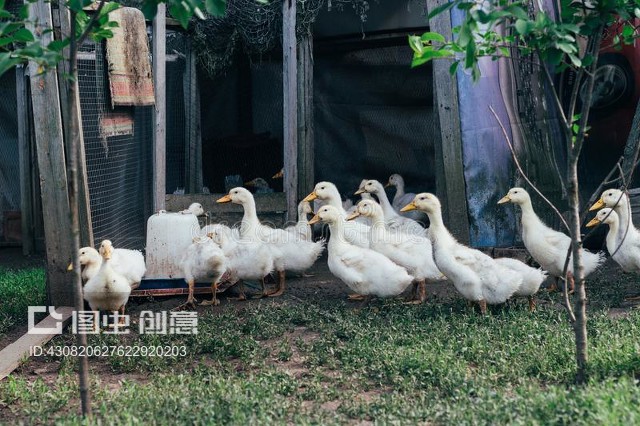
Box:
[314,42,437,199]
[77,39,154,250]
[0,68,20,243]
[165,30,190,194]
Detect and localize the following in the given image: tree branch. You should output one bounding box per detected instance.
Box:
[489,105,570,232]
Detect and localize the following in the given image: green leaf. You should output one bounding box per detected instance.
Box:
[408,35,423,54]
[635,7,640,18]
[47,39,70,52]
[505,5,529,20]
[464,40,475,69]
[457,25,471,47]
[622,24,634,38]
[420,32,446,43]
[411,55,431,68]
[427,1,456,19]
[12,28,34,42]
[515,19,529,35]
[205,0,226,17]
[567,52,581,67]
[449,61,459,75]
[141,0,158,21]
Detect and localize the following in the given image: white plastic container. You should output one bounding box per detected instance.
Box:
[144,210,201,279]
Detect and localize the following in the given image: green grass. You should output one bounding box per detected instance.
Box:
[0,267,46,337]
[2,292,640,424]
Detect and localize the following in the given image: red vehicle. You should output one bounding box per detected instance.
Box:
[582,20,640,148]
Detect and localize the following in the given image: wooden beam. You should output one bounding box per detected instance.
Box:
[0,307,73,380]
[297,35,314,200]
[16,65,34,255]
[152,4,167,211]
[283,0,298,222]
[185,45,202,193]
[427,0,470,243]
[53,3,94,248]
[26,0,74,305]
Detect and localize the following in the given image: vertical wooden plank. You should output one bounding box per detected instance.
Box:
[296,35,314,200]
[283,0,298,222]
[53,4,94,248]
[16,65,33,255]
[26,0,74,305]
[185,45,202,193]
[153,4,167,210]
[427,0,470,243]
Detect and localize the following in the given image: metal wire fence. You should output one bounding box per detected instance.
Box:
[0,68,20,243]
[77,39,154,250]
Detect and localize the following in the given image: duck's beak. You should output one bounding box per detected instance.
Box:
[400,201,417,212]
[384,182,391,188]
[346,211,360,221]
[303,191,318,202]
[67,262,73,271]
[586,217,601,228]
[497,194,511,205]
[102,247,112,260]
[272,170,284,179]
[244,179,256,186]
[308,213,321,225]
[217,194,232,203]
[589,198,605,211]
[354,189,365,195]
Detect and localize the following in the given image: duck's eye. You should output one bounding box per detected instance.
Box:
[320,186,325,190]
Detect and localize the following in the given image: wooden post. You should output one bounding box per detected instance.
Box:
[283,0,298,222]
[153,4,166,211]
[53,3,94,248]
[26,0,74,305]
[16,65,34,255]
[427,0,470,243]
[185,46,202,193]
[297,35,314,200]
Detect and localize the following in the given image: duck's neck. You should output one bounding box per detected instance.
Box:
[84,258,102,279]
[425,209,456,248]
[605,217,620,254]
[328,219,348,250]
[518,199,545,230]
[374,188,397,219]
[613,197,633,233]
[239,199,261,237]
[394,180,405,199]
[368,213,387,239]
[297,210,309,227]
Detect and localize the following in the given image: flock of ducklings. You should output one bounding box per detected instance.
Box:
[74,174,638,319]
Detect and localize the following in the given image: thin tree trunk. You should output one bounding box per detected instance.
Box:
[68,10,92,418]
[566,28,604,384]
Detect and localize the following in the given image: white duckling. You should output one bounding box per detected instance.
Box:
[217,187,324,296]
[587,208,640,272]
[285,200,314,242]
[309,205,414,300]
[207,223,276,299]
[590,189,637,248]
[348,199,443,304]
[498,187,604,292]
[304,181,371,248]
[386,173,428,223]
[402,194,522,314]
[179,234,227,307]
[357,179,425,236]
[72,245,146,289]
[83,240,132,323]
[181,202,205,216]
